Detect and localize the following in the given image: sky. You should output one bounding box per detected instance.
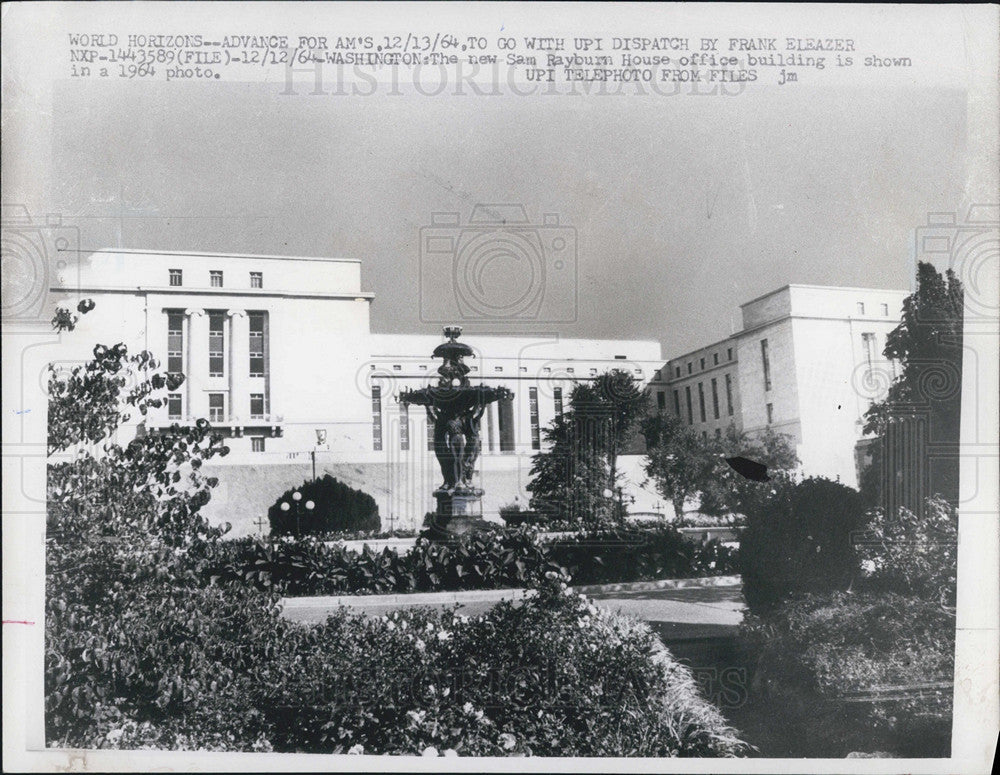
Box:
[46,79,967,357]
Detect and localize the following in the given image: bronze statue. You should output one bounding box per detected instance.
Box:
[399,327,512,536]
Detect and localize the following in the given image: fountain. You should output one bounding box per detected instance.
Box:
[399,326,513,538]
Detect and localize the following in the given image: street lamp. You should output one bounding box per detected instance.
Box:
[312,429,327,481]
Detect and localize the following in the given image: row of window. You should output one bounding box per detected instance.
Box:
[167,310,268,378]
[382,364,644,376]
[169,269,263,288]
[674,373,735,425]
[166,392,269,421]
[370,386,562,452]
[858,301,890,316]
[674,346,734,379]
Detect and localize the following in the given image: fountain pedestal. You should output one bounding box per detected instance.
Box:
[430,487,491,537]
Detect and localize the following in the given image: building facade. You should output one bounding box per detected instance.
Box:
[53,249,663,535]
[648,284,910,489]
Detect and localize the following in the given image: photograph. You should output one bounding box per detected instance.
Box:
[2,2,997,772]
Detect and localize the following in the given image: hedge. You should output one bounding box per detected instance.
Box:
[204,525,739,596]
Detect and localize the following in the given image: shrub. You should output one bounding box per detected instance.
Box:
[206,525,738,596]
[855,495,958,605]
[739,477,867,615]
[269,474,379,537]
[254,573,748,756]
[740,591,954,756]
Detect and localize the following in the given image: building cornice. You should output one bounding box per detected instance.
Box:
[85,248,363,265]
[53,286,375,301]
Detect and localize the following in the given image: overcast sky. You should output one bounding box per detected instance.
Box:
[47,79,966,356]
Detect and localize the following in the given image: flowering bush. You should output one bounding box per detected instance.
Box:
[254,571,748,756]
[739,591,954,756]
[855,495,958,606]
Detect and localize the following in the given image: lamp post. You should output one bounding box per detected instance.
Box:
[313,428,327,481]
[280,490,315,538]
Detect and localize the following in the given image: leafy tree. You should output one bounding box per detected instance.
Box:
[861,262,964,510]
[527,369,648,526]
[47,302,229,546]
[640,412,717,519]
[698,425,798,516]
[268,474,380,537]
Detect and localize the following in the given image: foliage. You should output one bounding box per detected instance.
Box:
[527,370,648,527]
[47,321,229,548]
[740,591,954,757]
[269,474,380,537]
[739,477,867,615]
[46,314,747,756]
[254,573,747,756]
[861,262,964,509]
[855,495,958,606]
[642,414,798,519]
[207,525,738,597]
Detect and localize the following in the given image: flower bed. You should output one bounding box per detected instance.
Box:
[206,525,738,596]
[47,546,748,756]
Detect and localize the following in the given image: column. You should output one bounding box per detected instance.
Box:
[185,308,208,420]
[228,309,249,423]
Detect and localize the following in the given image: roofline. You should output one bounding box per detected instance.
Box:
[739,283,909,309]
[83,248,363,265]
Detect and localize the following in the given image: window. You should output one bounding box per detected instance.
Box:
[250,271,262,288]
[542,367,552,374]
[760,339,772,392]
[675,366,680,378]
[685,385,693,425]
[167,311,184,374]
[553,387,563,417]
[700,357,705,371]
[494,366,503,372]
[698,382,706,423]
[400,402,410,451]
[673,390,681,416]
[250,393,266,419]
[252,437,265,453]
[249,313,267,377]
[713,353,719,366]
[169,269,182,286]
[566,367,575,374]
[519,367,527,373]
[498,396,515,452]
[392,364,402,371]
[529,387,540,450]
[727,347,733,361]
[209,393,225,422]
[766,402,774,424]
[856,301,865,315]
[210,270,223,287]
[167,393,182,419]
[687,362,692,375]
[725,373,734,416]
[614,355,627,360]
[880,302,889,316]
[208,312,225,377]
[711,378,720,419]
[589,368,598,377]
[419,364,427,371]
[862,332,877,367]
[371,385,383,451]
[657,391,666,411]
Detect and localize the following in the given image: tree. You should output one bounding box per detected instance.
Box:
[861,262,964,510]
[698,424,798,516]
[640,412,717,519]
[47,302,229,546]
[527,369,648,526]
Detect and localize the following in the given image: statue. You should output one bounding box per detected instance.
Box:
[399,326,513,537]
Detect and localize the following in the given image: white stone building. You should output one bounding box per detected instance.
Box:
[648,284,910,489]
[52,249,663,535]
